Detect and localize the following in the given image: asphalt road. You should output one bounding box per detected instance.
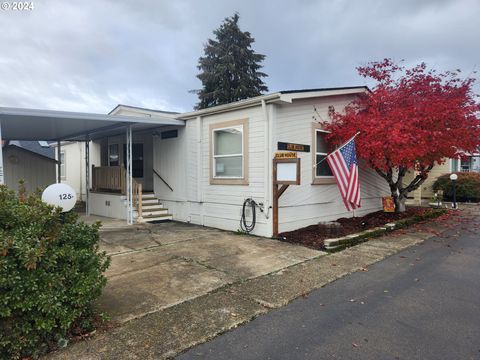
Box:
[177,215,480,360]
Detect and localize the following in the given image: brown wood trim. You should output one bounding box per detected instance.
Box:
[312,178,337,185]
[209,118,249,185]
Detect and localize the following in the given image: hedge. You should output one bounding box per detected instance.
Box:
[0,184,110,359]
[432,172,480,202]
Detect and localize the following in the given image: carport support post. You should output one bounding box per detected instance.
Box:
[85,139,90,216]
[56,141,61,183]
[0,120,4,185]
[126,126,133,225]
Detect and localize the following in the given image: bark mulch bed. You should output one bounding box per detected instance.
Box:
[279,207,438,250]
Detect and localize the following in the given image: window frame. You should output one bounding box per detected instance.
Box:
[312,123,336,185]
[209,119,249,185]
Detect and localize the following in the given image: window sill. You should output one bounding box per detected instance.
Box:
[312,178,336,185]
[210,178,249,185]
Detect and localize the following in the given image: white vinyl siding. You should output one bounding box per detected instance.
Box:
[274,96,390,233]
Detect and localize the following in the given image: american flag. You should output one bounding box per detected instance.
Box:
[326,138,361,211]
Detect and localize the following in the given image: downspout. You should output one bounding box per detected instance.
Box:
[79,142,83,201]
[261,100,271,219]
[196,116,204,224]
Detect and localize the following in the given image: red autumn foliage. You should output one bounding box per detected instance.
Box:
[324,59,480,211]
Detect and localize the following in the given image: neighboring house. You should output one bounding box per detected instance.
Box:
[87,87,391,237]
[406,154,480,202]
[51,141,101,201]
[1,140,56,193]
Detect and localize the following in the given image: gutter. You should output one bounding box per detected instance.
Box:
[179,93,282,120]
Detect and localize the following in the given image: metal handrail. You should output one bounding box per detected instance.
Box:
[153,168,173,192]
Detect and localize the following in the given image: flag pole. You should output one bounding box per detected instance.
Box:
[313,131,361,169]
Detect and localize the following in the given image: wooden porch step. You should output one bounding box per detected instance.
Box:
[141,208,169,217]
[137,214,173,223]
[141,193,156,199]
[142,199,160,205]
[142,204,164,210]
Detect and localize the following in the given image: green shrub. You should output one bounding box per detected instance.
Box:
[0,184,110,359]
[432,172,480,202]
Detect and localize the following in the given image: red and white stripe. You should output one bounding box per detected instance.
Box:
[326,149,361,211]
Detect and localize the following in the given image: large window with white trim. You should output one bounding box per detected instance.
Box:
[213,126,244,178]
[210,119,249,185]
[315,129,334,177]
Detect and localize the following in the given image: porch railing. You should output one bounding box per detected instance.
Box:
[92,165,142,218]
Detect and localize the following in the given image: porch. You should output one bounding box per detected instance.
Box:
[0,106,184,225]
[90,165,172,222]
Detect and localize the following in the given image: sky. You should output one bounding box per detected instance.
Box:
[0,0,479,113]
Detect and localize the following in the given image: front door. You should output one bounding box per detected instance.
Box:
[123,144,144,178]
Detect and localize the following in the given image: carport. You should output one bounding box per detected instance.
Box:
[0,107,184,224]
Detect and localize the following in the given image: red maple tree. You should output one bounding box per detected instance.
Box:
[324,59,480,212]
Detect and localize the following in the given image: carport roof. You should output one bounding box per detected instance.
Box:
[0,107,185,141]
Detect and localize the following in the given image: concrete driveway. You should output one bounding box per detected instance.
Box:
[97,221,323,323]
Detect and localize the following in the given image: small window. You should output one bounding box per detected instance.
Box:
[109,144,119,166]
[213,126,243,178]
[161,129,178,139]
[315,130,333,177]
[60,151,66,180]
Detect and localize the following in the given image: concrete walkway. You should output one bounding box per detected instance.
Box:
[97,221,322,323]
[45,207,478,359]
[178,207,480,360]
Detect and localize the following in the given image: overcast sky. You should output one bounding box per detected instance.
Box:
[0,0,478,113]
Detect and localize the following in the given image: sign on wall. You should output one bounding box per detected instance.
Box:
[42,183,77,212]
[274,152,297,159]
[277,142,310,152]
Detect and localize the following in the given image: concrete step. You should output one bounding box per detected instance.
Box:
[142,193,156,199]
[137,214,173,223]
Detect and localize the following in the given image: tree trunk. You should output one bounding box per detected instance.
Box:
[394,195,406,212]
[375,164,433,213]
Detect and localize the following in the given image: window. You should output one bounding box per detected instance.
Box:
[161,129,178,139]
[60,151,66,180]
[312,125,335,185]
[315,130,334,177]
[109,144,119,166]
[460,158,471,172]
[210,119,249,185]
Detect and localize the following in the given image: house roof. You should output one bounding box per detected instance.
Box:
[278,86,368,94]
[109,104,180,116]
[179,86,369,119]
[4,140,56,160]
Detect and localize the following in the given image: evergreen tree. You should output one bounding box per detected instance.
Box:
[194,14,268,109]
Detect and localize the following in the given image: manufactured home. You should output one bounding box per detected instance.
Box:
[84,87,390,237]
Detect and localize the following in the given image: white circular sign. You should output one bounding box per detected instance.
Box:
[450,173,458,181]
[42,183,77,212]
